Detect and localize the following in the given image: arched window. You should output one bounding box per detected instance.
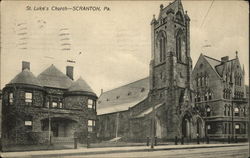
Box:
[204,92,208,101]
[158,31,166,62]
[197,77,200,87]
[224,105,227,116]
[176,11,184,23]
[228,105,231,116]
[197,93,201,102]
[208,92,212,100]
[234,107,239,116]
[176,30,183,62]
[206,106,211,117]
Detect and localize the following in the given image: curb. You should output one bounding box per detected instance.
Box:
[15,144,247,158]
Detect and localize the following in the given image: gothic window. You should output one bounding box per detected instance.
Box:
[176,11,184,23]
[200,76,203,86]
[158,31,166,62]
[224,123,227,134]
[194,94,197,102]
[235,124,240,134]
[243,106,246,116]
[234,107,239,116]
[208,92,212,100]
[204,92,208,101]
[176,30,183,62]
[224,105,227,116]
[197,93,201,102]
[197,77,201,87]
[204,75,208,86]
[228,105,231,116]
[206,106,211,117]
[52,102,58,108]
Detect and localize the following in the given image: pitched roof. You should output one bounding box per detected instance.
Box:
[97,77,149,115]
[203,55,222,78]
[158,0,184,20]
[9,69,42,87]
[68,77,96,95]
[37,65,73,89]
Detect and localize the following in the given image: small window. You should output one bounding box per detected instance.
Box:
[207,125,211,130]
[59,102,63,108]
[235,124,240,134]
[52,102,58,108]
[88,99,94,108]
[25,92,32,103]
[25,116,32,131]
[234,107,239,116]
[25,121,32,126]
[128,92,131,96]
[208,92,212,100]
[206,107,211,116]
[9,92,14,104]
[116,96,120,99]
[88,120,95,132]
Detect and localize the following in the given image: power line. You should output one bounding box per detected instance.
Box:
[200,0,214,28]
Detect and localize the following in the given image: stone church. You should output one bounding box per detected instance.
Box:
[97,0,248,142]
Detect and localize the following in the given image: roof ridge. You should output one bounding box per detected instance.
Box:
[103,77,149,94]
[203,55,221,62]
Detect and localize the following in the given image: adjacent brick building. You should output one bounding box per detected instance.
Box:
[97,0,248,142]
[192,54,248,140]
[1,62,97,146]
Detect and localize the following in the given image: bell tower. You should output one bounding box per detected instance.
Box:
[149,0,193,139]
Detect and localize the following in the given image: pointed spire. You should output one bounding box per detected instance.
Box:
[151,14,156,25]
[235,50,238,58]
[160,4,164,10]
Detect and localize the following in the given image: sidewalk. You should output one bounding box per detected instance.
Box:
[1,143,247,158]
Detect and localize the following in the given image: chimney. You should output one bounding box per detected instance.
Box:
[22,61,30,71]
[101,89,103,94]
[66,66,74,80]
[221,56,229,63]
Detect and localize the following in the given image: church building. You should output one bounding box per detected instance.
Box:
[97,0,248,142]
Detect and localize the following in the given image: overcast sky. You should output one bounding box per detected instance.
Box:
[1,0,249,95]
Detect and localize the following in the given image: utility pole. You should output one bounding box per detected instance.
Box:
[151,92,155,149]
[48,99,51,145]
[115,113,119,139]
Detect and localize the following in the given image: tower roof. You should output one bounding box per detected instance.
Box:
[68,77,96,95]
[158,0,185,20]
[9,69,42,87]
[37,64,73,89]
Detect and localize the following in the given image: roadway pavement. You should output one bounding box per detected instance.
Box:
[1,143,248,158]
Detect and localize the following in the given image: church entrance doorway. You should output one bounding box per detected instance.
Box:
[182,113,191,138]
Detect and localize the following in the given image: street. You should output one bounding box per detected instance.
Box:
[65,146,248,158]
